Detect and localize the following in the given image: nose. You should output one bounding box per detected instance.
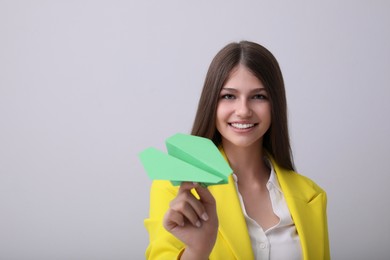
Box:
[235,99,252,118]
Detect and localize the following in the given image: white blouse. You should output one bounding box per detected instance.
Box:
[233,161,302,260]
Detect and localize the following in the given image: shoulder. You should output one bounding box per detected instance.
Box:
[274,164,326,202]
[288,170,325,194]
[266,155,324,192]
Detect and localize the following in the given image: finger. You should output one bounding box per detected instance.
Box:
[163,209,185,231]
[194,185,215,221]
[178,182,197,193]
[171,197,202,228]
[176,184,209,221]
[175,182,211,223]
[195,184,216,207]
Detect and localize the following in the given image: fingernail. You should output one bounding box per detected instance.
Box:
[201,212,209,221]
[196,220,201,228]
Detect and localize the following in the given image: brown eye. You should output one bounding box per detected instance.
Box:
[221,94,235,100]
[253,94,267,100]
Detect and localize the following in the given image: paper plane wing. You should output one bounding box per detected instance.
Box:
[166,133,232,185]
[139,147,225,186]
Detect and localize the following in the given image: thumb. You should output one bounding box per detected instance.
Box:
[194,184,216,207]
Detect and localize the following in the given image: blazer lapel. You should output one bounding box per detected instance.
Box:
[209,175,254,260]
[209,148,254,259]
[271,160,328,260]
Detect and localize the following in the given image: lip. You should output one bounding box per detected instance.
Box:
[228,122,258,132]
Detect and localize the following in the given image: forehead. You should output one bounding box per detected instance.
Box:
[223,65,265,90]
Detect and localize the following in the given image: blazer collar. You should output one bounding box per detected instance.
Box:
[208,148,254,259]
[268,156,327,260]
[210,176,254,259]
[267,155,319,201]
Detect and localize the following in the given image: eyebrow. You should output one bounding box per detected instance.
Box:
[221,87,267,93]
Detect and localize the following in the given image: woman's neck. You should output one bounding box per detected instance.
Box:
[222,141,270,185]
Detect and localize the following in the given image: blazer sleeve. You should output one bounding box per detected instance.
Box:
[144,180,185,259]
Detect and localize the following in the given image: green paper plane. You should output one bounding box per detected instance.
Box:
[139,133,232,186]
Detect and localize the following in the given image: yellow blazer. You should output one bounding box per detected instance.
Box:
[144,154,330,260]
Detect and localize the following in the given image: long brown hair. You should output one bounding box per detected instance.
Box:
[191,41,295,171]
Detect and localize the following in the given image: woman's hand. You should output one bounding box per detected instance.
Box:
[163,182,218,259]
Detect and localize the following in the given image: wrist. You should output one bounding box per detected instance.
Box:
[180,247,209,260]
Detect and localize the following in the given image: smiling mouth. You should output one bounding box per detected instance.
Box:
[229,123,257,129]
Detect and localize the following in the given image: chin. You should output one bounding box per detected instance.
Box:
[223,137,262,149]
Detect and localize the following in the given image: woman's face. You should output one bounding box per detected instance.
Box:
[216,65,271,149]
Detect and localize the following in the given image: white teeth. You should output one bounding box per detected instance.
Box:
[231,123,255,129]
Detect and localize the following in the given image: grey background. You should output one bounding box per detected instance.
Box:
[1,0,389,259]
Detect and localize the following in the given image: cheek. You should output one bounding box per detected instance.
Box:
[265,107,272,127]
[255,105,271,123]
[253,104,271,117]
[216,104,228,129]
[216,104,226,121]
[264,106,272,120]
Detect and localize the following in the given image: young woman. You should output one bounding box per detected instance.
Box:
[144,41,330,260]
